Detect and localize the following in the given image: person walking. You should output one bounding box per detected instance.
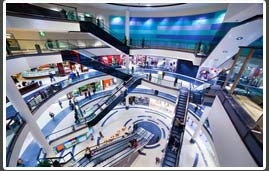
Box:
[49,112,55,120]
[162,71,165,80]
[174,77,178,87]
[84,91,88,98]
[58,99,63,109]
[131,66,134,74]
[194,104,199,113]
[99,131,104,138]
[69,100,74,110]
[93,87,96,94]
[76,69,80,78]
[155,157,161,164]
[149,73,152,82]
[49,71,56,82]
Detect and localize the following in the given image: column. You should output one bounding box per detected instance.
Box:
[222,48,243,88]
[6,76,54,156]
[125,95,130,109]
[190,107,210,143]
[228,48,255,96]
[125,55,130,74]
[125,10,130,45]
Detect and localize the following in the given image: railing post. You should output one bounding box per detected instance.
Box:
[223,48,243,88]
[228,48,255,96]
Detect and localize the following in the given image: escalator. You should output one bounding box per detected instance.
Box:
[61,49,131,81]
[72,127,152,167]
[162,87,189,167]
[83,77,141,127]
[88,127,153,167]
[79,21,130,54]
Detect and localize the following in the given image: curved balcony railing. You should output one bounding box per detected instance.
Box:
[6,39,108,57]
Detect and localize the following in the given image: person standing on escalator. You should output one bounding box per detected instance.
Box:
[84,147,92,159]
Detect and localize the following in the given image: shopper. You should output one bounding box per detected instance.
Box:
[174,77,178,87]
[70,71,76,81]
[149,73,152,82]
[162,71,165,80]
[93,87,96,94]
[49,71,56,82]
[84,91,88,98]
[131,66,134,74]
[76,70,80,78]
[155,157,161,164]
[49,112,55,120]
[69,100,74,110]
[84,147,92,159]
[194,105,199,113]
[99,131,104,138]
[58,99,63,108]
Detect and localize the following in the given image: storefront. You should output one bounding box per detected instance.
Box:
[99,55,122,67]
[129,55,178,72]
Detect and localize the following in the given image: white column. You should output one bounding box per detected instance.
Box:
[125,55,130,74]
[6,76,54,156]
[190,107,210,143]
[125,10,130,45]
[125,95,130,107]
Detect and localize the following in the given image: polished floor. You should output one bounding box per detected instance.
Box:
[18,95,217,167]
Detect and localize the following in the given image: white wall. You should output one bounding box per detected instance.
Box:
[6,16,80,32]
[6,54,63,76]
[130,49,202,66]
[207,96,257,166]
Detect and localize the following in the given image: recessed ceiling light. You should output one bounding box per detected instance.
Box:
[236,37,243,40]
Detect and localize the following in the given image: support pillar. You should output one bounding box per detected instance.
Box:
[222,48,243,88]
[190,107,210,143]
[125,95,130,109]
[228,48,255,96]
[125,10,130,45]
[6,76,54,156]
[125,55,130,74]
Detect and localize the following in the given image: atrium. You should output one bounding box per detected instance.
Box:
[4,1,264,169]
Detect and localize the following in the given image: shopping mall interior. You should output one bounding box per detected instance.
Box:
[4,2,265,169]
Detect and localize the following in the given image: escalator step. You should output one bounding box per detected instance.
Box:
[165,156,176,163]
[163,160,175,167]
[166,152,177,158]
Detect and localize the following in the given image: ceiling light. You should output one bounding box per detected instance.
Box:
[236,37,243,40]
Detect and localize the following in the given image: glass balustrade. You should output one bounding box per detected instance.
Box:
[6,39,108,57]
